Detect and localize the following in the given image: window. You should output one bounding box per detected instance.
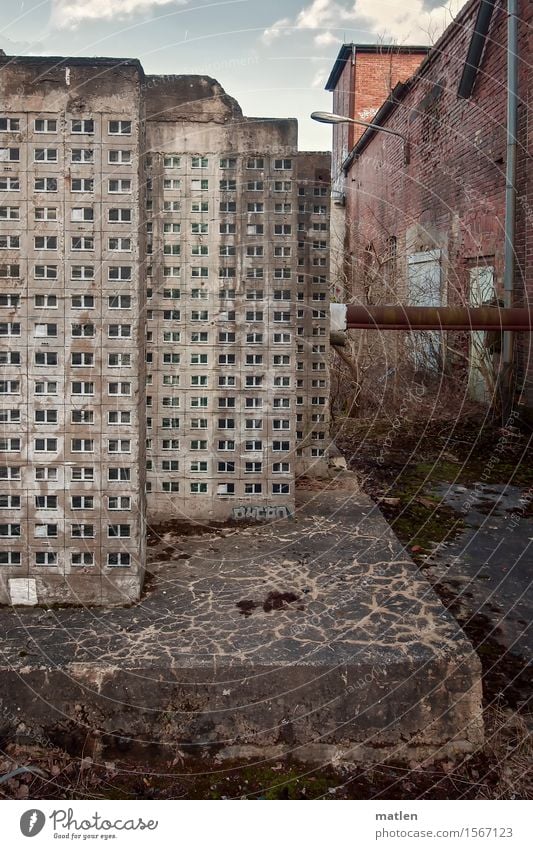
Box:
[108,468,131,482]
[221,179,237,191]
[71,178,93,193]
[0,206,19,219]
[245,483,262,494]
[71,207,93,222]
[108,179,131,194]
[274,203,291,214]
[164,223,181,234]
[247,202,264,213]
[0,466,20,480]
[191,156,208,168]
[34,467,57,481]
[108,411,131,424]
[164,200,181,212]
[220,223,236,234]
[274,224,292,235]
[108,381,131,396]
[274,158,292,170]
[71,438,93,452]
[273,483,290,494]
[109,207,131,222]
[164,178,181,190]
[191,482,208,494]
[0,322,20,336]
[164,155,181,168]
[108,524,130,538]
[71,294,94,309]
[220,157,237,168]
[72,410,94,424]
[34,177,57,192]
[247,158,264,169]
[71,265,94,280]
[0,147,19,162]
[0,118,20,131]
[0,292,19,306]
[71,323,94,337]
[71,382,94,396]
[274,180,292,192]
[72,467,94,481]
[0,438,21,451]
[72,524,94,538]
[71,148,93,163]
[108,496,131,510]
[108,352,131,367]
[219,201,236,213]
[35,495,57,509]
[0,406,20,419]
[0,551,21,566]
[190,353,208,365]
[35,552,57,566]
[71,119,94,134]
[0,264,19,278]
[34,524,56,538]
[34,148,57,162]
[107,552,131,567]
[0,380,19,394]
[108,439,131,453]
[108,295,131,309]
[34,410,58,424]
[191,200,208,213]
[108,266,131,281]
[245,462,262,473]
[71,352,94,367]
[108,149,131,164]
[0,235,19,250]
[35,380,57,394]
[72,552,94,566]
[71,236,94,251]
[34,235,57,251]
[191,440,208,450]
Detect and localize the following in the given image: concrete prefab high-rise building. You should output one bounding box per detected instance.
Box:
[0,57,330,605]
[0,57,147,605]
[144,77,330,522]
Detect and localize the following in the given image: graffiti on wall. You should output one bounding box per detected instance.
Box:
[232,505,293,521]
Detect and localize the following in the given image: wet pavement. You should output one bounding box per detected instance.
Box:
[423,483,532,660]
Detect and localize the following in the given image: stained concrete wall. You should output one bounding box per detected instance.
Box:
[0,58,146,605]
[144,77,331,522]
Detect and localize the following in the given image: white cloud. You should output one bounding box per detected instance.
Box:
[311,67,329,88]
[262,0,465,47]
[51,0,189,30]
[314,31,342,47]
[261,16,292,45]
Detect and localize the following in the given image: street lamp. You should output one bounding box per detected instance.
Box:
[311,111,410,164]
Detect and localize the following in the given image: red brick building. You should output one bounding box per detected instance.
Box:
[329,0,532,413]
[325,44,429,193]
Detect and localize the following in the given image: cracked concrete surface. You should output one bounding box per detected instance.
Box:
[0,477,483,764]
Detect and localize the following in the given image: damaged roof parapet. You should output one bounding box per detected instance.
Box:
[144,74,243,123]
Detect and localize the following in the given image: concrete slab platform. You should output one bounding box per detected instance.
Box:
[0,477,483,764]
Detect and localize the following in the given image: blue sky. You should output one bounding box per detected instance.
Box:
[0,1,462,149]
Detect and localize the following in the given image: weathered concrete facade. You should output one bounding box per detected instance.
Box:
[0,58,331,601]
[0,57,147,605]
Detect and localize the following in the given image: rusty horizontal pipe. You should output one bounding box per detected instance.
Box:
[330,304,533,332]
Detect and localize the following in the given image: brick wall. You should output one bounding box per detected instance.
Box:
[344,0,532,412]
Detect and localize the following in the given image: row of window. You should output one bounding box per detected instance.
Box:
[0,523,133,537]
[1,494,131,509]
[0,177,134,193]
[0,466,133,481]
[0,551,132,567]
[0,206,133,221]
[0,148,134,164]
[0,118,132,134]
